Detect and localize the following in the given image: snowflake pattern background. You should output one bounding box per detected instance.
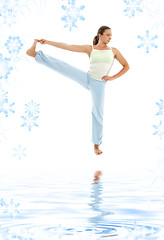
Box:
[0,0,164,239]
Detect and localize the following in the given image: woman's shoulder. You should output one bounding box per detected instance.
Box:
[111,47,119,58]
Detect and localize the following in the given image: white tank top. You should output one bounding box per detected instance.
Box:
[88,46,114,81]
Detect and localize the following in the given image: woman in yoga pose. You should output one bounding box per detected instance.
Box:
[26,26,129,155]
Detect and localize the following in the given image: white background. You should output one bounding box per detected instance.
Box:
[0,0,164,176]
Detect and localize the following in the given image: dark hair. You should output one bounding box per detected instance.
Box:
[93,26,111,45]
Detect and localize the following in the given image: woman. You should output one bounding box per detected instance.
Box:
[26,26,129,155]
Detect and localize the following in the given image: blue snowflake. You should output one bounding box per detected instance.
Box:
[0,198,20,217]
[0,54,13,79]
[123,0,143,18]
[153,120,164,140]
[21,115,39,131]
[13,144,27,160]
[0,90,15,117]
[5,36,23,54]
[0,198,6,207]
[21,100,39,131]
[137,30,158,53]
[25,100,39,116]
[155,99,164,116]
[0,0,19,26]
[61,0,85,31]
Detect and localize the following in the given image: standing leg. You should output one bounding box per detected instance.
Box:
[88,74,106,155]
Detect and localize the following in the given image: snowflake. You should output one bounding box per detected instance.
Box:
[25,100,39,116]
[123,0,143,18]
[144,3,164,30]
[21,115,39,131]
[155,99,164,116]
[61,0,85,31]
[21,100,39,131]
[5,36,23,54]
[153,120,164,140]
[13,144,27,160]
[0,54,13,80]
[0,198,20,217]
[137,30,158,53]
[0,0,19,26]
[0,90,15,117]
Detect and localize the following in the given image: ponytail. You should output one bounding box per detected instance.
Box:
[93,35,99,45]
[93,26,111,45]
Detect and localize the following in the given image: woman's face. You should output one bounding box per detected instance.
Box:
[99,29,112,44]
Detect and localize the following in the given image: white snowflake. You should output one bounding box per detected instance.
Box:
[146,5,164,30]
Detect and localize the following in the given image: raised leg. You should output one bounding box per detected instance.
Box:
[34,50,89,90]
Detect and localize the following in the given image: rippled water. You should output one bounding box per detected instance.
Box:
[0,166,164,239]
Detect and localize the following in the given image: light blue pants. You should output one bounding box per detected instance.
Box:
[35,50,106,145]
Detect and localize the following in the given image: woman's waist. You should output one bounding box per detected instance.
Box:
[88,63,112,81]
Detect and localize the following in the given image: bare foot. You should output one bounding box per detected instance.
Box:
[94,170,103,180]
[26,39,38,57]
[94,144,103,155]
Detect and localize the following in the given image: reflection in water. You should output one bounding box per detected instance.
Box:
[91,171,103,212]
[0,169,164,239]
[88,170,116,238]
[93,170,103,184]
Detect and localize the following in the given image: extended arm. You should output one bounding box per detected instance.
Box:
[37,39,91,56]
[102,47,129,81]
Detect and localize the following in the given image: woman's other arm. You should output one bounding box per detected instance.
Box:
[102,48,129,81]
